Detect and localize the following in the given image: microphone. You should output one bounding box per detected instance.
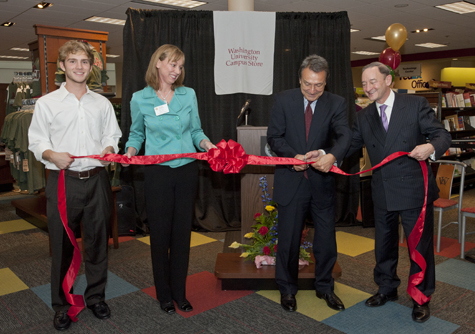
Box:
[236,99,251,120]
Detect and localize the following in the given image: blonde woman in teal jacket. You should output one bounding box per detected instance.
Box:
[125,44,216,315]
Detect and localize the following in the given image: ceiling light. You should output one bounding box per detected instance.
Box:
[370,35,386,41]
[436,1,475,14]
[10,47,29,51]
[352,51,380,55]
[350,29,360,32]
[0,55,29,59]
[415,42,447,48]
[133,0,207,9]
[106,54,120,58]
[34,2,53,9]
[85,16,126,25]
[411,28,434,33]
[2,21,15,27]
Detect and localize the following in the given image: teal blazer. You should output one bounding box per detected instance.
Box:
[125,86,209,168]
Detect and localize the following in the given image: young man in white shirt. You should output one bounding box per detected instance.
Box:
[29,40,121,331]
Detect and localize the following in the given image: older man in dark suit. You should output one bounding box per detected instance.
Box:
[340,62,451,323]
[267,55,352,313]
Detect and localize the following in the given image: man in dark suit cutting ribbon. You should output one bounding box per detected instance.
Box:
[334,62,451,323]
[267,55,352,313]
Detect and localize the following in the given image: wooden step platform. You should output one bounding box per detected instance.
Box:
[214,252,342,290]
[11,194,48,232]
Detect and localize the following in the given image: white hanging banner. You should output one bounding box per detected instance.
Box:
[213,11,276,95]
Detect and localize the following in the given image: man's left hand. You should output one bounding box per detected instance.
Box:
[408,143,434,161]
[311,153,336,173]
[99,146,115,166]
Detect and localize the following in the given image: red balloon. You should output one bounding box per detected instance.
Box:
[379,47,401,70]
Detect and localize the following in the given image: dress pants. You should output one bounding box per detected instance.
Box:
[275,177,337,295]
[144,162,198,304]
[373,203,435,298]
[46,169,112,312]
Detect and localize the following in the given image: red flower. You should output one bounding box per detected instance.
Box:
[274,244,277,253]
[258,226,268,236]
[254,213,262,219]
[263,246,271,255]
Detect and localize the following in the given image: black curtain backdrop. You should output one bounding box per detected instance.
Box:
[121,9,360,231]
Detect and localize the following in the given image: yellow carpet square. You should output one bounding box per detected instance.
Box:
[0,219,37,234]
[336,231,374,257]
[257,282,371,321]
[137,236,151,245]
[0,268,29,296]
[137,232,217,247]
[190,232,217,247]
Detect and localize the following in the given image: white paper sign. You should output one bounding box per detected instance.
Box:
[213,11,276,95]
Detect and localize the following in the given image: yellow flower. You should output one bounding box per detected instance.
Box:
[240,252,249,258]
[244,232,254,239]
[229,241,241,249]
[265,205,275,212]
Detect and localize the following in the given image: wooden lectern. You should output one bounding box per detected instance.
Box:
[237,126,274,244]
[214,126,342,289]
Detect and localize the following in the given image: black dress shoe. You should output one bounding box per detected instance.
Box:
[316,292,345,311]
[87,301,111,320]
[160,301,176,315]
[280,294,297,312]
[365,292,398,307]
[177,300,193,312]
[53,310,71,331]
[412,301,430,323]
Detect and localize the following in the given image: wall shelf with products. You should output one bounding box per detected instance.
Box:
[414,92,475,190]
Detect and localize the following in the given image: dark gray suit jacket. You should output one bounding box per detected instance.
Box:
[267,88,352,206]
[347,93,452,211]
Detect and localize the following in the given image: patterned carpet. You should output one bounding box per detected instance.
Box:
[1,187,475,334]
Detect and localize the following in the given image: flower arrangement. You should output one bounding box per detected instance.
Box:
[229,176,313,268]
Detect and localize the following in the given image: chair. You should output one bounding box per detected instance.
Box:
[460,206,475,259]
[434,160,466,253]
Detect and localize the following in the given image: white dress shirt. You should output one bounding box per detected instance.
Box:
[376,89,395,122]
[376,89,436,160]
[28,83,122,171]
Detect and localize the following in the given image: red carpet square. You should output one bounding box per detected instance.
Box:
[142,271,253,318]
[399,236,475,258]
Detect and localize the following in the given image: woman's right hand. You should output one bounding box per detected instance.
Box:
[121,147,137,167]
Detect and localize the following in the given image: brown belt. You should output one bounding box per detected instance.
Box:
[62,167,104,179]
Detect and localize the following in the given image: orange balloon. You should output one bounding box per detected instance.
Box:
[385,23,407,52]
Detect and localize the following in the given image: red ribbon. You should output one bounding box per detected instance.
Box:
[61,139,429,310]
[330,152,430,305]
[73,139,307,174]
[57,170,85,321]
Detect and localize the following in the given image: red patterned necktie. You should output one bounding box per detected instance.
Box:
[305,102,313,141]
[304,102,313,179]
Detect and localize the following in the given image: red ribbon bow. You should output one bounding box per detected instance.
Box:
[60,140,429,319]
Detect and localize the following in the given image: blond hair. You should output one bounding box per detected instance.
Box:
[145,44,185,90]
[58,40,94,65]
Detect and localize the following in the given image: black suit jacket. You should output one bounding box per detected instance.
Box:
[267,89,352,206]
[347,93,452,211]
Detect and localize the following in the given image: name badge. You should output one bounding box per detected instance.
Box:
[154,104,169,116]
